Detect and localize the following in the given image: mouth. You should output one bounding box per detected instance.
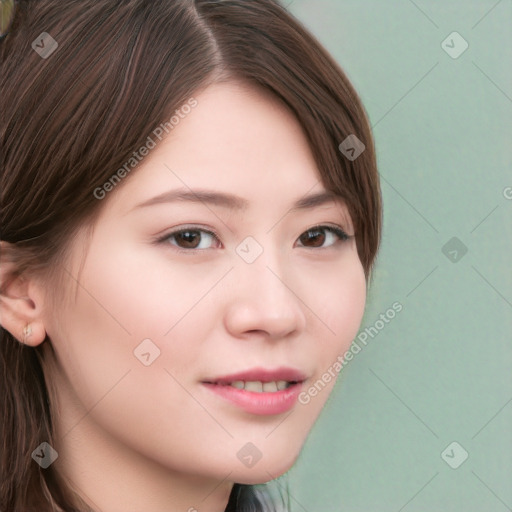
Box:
[201,366,307,390]
[201,379,300,392]
[200,367,307,415]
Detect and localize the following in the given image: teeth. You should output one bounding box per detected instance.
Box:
[262,381,278,392]
[225,380,293,392]
[276,380,288,391]
[244,381,263,392]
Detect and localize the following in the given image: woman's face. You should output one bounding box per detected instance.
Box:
[42,81,366,492]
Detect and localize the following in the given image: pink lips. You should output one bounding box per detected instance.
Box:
[203,366,307,385]
[201,366,307,415]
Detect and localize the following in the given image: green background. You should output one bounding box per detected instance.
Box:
[279,1,512,510]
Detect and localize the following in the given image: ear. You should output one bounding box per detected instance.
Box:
[0,241,47,346]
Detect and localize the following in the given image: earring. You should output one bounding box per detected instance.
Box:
[22,323,32,344]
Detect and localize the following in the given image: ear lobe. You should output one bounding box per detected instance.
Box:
[0,242,47,346]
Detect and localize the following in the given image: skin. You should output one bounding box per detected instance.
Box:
[0,81,367,512]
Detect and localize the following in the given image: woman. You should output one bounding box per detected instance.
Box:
[0,0,382,510]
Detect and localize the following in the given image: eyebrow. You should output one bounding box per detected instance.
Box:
[131,188,345,212]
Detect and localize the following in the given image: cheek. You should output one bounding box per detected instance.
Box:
[49,237,223,402]
[309,255,367,355]
[286,254,366,420]
[66,237,204,338]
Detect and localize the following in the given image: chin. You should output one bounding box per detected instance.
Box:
[231,450,301,484]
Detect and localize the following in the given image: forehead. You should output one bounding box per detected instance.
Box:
[100,81,345,218]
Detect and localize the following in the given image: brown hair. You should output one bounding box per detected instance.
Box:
[0,0,382,510]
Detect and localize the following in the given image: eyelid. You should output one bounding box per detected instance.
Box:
[306,223,350,238]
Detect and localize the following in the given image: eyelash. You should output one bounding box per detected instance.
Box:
[154,224,351,254]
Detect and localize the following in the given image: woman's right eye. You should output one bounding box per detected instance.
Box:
[157,227,221,252]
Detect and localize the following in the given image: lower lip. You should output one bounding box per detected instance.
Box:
[201,382,303,415]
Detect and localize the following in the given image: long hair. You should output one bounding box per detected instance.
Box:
[0,1,382,510]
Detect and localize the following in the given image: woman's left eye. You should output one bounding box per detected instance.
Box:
[296,225,350,248]
[156,225,350,252]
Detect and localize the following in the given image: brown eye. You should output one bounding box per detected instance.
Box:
[159,228,219,251]
[297,226,349,248]
[173,230,202,249]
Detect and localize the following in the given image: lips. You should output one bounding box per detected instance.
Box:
[202,366,307,386]
[201,366,309,415]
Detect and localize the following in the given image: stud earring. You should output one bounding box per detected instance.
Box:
[22,323,32,344]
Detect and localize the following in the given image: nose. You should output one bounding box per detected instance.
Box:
[223,254,307,340]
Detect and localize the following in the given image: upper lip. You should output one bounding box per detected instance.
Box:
[202,366,308,385]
